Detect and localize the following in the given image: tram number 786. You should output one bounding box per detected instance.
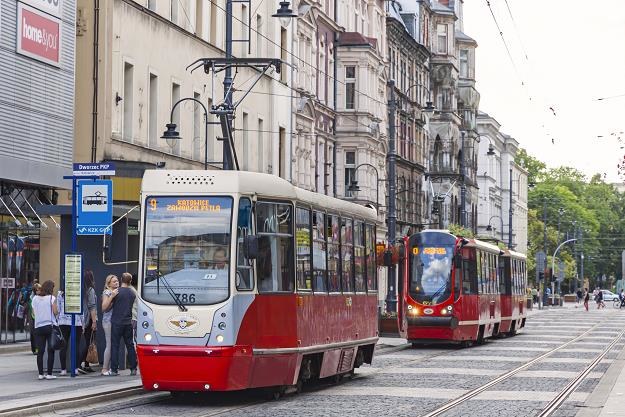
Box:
[174,293,196,304]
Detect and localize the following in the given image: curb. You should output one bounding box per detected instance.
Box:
[0,385,145,417]
[0,344,30,355]
[375,343,411,355]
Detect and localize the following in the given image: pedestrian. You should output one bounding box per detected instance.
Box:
[100,274,119,376]
[584,288,590,311]
[31,280,58,380]
[596,289,604,309]
[531,287,538,305]
[56,288,83,376]
[576,289,583,304]
[77,270,98,374]
[28,283,41,355]
[108,272,137,376]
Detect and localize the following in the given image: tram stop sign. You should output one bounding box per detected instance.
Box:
[77,179,113,235]
[536,251,546,281]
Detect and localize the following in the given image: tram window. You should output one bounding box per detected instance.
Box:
[461,248,477,295]
[296,208,312,291]
[354,221,366,292]
[327,214,341,292]
[236,197,254,291]
[312,211,328,292]
[476,251,482,294]
[256,202,294,293]
[490,254,496,294]
[365,223,377,291]
[340,217,354,292]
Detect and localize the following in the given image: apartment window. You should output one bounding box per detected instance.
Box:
[241,4,248,58]
[171,0,178,25]
[460,49,469,78]
[193,92,202,161]
[256,15,263,56]
[279,127,286,178]
[242,112,249,170]
[258,118,264,172]
[148,0,156,11]
[437,24,448,54]
[171,82,181,155]
[148,73,158,148]
[345,66,356,109]
[344,150,356,197]
[123,62,134,142]
[280,28,287,83]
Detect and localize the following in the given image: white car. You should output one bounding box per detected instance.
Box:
[601,290,618,301]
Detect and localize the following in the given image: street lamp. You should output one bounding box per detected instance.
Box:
[486,215,504,242]
[273,1,297,28]
[347,163,383,211]
[161,97,210,170]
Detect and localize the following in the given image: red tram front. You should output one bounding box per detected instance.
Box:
[135,170,380,394]
[398,230,511,346]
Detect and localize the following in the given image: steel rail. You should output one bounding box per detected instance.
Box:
[537,328,625,417]
[420,322,605,417]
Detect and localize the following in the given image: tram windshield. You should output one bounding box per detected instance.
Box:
[142,196,233,306]
[409,245,454,305]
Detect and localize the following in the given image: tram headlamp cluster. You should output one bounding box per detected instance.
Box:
[441,308,449,315]
[142,321,150,329]
[216,335,224,343]
[447,306,453,311]
[218,322,226,330]
[145,333,153,342]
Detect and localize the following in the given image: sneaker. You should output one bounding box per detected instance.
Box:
[101,370,111,376]
[109,371,119,376]
[60,370,67,376]
[44,375,57,380]
[130,369,137,376]
[76,368,87,375]
[38,375,44,380]
[83,366,95,373]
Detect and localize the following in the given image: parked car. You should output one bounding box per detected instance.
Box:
[601,290,618,301]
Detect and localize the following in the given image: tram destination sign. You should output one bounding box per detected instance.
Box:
[72,162,116,177]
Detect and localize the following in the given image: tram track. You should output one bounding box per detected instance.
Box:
[419,320,625,417]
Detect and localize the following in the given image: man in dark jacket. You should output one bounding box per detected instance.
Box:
[109,273,137,376]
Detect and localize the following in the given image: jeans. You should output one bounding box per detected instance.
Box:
[59,324,83,371]
[34,325,54,375]
[110,323,137,373]
[102,321,112,371]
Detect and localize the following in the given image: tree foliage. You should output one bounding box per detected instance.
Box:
[525,151,625,292]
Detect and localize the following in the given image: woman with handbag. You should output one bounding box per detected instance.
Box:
[77,270,98,374]
[100,274,119,376]
[31,280,59,380]
[56,288,83,376]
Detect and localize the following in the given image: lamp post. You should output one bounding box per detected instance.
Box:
[161,97,210,170]
[486,215,504,242]
[552,238,578,303]
[387,79,397,313]
[347,163,383,211]
[508,168,513,248]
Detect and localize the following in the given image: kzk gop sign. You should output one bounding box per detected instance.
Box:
[17,3,62,67]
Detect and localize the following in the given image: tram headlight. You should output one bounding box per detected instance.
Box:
[409,307,419,315]
[441,308,448,315]
[216,334,224,343]
[144,333,153,342]
[218,322,226,330]
[447,305,453,311]
[142,321,149,329]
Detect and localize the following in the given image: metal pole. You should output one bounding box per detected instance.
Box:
[580,229,584,292]
[460,132,466,228]
[508,168,513,248]
[222,0,234,170]
[552,238,578,294]
[70,178,77,378]
[386,80,397,313]
[543,198,547,253]
[204,109,209,170]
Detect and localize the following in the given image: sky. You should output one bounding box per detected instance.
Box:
[462,0,625,183]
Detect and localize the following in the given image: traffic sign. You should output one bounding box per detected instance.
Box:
[536,251,546,281]
[0,278,15,289]
[77,179,113,235]
[72,162,116,177]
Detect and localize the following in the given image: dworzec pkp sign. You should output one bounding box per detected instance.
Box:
[77,179,113,235]
[73,162,116,176]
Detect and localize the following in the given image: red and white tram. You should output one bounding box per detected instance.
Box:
[499,249,528,335]
[397,230,526,346]
[136,170,380,393]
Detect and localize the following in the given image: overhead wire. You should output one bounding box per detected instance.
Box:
[503,0,528,60]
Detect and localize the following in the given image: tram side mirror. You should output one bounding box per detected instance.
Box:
[103,234,112,263]
[454,254,462,268]
[243,235,258,260]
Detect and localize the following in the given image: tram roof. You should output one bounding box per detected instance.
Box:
[503,249,527,260]
[142,170,377,220]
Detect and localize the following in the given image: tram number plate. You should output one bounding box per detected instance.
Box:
[174,293,196,304]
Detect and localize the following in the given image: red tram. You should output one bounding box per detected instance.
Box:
[397,230,527,346]
[136,170,380,393]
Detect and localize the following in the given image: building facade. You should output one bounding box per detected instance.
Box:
[0,0,76,286]
[476,112,528,252]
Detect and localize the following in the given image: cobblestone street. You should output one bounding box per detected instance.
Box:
[53,307,625,417]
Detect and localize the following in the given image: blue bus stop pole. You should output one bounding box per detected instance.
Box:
[70,178,77,377]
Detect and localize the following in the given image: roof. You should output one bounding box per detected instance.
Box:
[430,0,454,14]
[455,30,477,44]
[337,32,378,48]
[387,1,408,30]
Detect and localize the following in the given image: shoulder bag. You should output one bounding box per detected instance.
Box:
[50,296,66,350]
[86,331,99,364]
